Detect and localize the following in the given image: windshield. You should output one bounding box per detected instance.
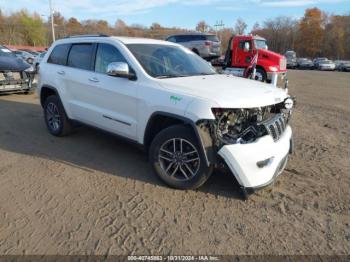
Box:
[127,44,216,78]
[254,40,267,50]
[205,35,220,42]
[0,46,16,58]
[285,52,296,58]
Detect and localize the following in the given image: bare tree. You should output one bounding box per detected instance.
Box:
[196,20,209,32]
[114,19,128,36]
[234,18,247,35]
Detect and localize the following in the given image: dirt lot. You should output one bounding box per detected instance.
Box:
[0,70,349,255]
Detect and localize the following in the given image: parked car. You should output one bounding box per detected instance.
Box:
[334,60,345,70]
[285,51,297,69]
[297,58,314,69]
[313,57,328,69]
[0,45,35,94]
[166,33,221,60]
[33,51,47,72]
[12,50,36,64]
[318,60,336,71]
[38,35,294,198]
[337,61,350,72]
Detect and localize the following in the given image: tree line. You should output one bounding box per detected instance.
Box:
[0,7,349,59]
[251,8,350,59]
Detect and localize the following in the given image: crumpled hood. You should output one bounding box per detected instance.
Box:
[156,74,288,108]
[0,56,30,71]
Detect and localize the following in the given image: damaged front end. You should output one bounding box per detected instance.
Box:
[0,45,34,94]
[197,98,294,196]
[211,101,292,146]
[0,70,33,94]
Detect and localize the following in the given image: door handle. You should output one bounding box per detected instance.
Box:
[57,70,65,75]
[88,77,99,83]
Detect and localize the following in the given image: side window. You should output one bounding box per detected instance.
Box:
[175,35,186,43]
[239,40,251,50]
[94,43,127,74]
[67,44,94,70]
[47,44,70,65]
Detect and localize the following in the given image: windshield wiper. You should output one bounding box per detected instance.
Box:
[198,73,216,75]
[155,74,189,79]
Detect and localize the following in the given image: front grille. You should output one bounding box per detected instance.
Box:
[0,72,22,81]
[260,114,287,141]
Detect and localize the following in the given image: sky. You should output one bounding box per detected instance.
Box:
[1,0,350,30]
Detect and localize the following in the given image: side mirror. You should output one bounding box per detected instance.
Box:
[244,42,250,52]
[265,45,268,50]
[107,62,136,80]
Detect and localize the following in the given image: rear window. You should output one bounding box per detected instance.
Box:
[175,35,206,42]
[167,36,176,42]
[67,44,94,70]
[48,44,71,65]
[205,35,219,42]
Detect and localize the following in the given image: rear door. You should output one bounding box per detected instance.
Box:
[63,43,97,121]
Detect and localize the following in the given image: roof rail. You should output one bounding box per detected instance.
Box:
[64,34,110,39]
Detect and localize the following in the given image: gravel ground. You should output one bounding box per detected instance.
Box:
[0,70,349,255]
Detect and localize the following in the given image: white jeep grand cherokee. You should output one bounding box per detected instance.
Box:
[38,35,294,197]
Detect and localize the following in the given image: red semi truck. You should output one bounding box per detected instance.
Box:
[222,35,287,86]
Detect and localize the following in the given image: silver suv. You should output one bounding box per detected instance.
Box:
[166,33,221,60]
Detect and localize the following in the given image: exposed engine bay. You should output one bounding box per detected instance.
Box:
[198,99,294,149]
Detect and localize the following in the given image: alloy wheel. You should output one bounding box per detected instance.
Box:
[46,102,61,132]
[158,138,200,181]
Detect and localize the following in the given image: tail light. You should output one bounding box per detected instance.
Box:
[204,40,212,46]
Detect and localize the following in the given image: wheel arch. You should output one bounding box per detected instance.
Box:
[255,65,266,74]
[192,48,200,55]
[143,112,213,166]
[40,85,59,107]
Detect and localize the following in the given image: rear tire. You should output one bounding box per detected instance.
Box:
[43,95,72,136]
[149,125,213,189]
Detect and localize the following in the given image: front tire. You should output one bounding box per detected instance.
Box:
[43,95,72,136]
[149,125,213,189]
[250,68,267,82]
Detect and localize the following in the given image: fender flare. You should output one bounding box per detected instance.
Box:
[40,84,59,107]
[144,112,215,166]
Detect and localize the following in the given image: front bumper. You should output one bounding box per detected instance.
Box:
[287,62,297,68]
[0,72,33,94]
[266,71,288,88]
[218,125,292,190]
[319,66,335,71]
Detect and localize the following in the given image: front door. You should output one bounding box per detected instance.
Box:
[81,43,138,140]
[235,39,253,67]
